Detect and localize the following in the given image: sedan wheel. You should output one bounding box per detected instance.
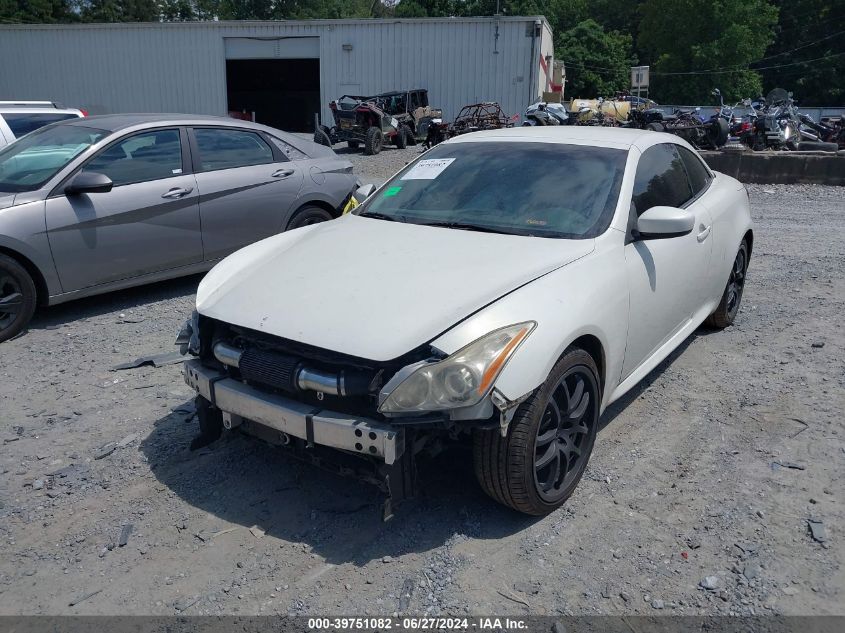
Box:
[0,254,37,343]
[705,238,749,328]
[533,367,596,503]
[474,347,600,515]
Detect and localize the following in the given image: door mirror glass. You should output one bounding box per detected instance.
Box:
[635,206,694,239]
[65,171,113,195]
[355,183,376,200]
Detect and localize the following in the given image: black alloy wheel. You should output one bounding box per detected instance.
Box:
[705,238,749,328]
[533,365,598,503]
[0,254,37,343]
[0,273,23,331]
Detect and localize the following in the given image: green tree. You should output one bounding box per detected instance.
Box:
[556,19,635,97]
[639,0,779,103]
[0,0,76,23]
[79,0,160,21]
[760,0,844,105]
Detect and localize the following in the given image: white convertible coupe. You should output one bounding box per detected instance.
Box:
[178,127,752,516]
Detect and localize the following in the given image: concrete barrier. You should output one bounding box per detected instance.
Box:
[700,150,845,185]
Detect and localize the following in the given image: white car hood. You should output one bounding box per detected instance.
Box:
[197,214,594,361]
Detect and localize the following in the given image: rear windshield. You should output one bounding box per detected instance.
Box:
[2,112,80,138]
[356,141,627,239]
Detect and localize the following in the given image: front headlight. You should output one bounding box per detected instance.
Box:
[379,322,535,414]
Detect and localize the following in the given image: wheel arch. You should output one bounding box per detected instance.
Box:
[0,246,49,307]
[567,334,606,395]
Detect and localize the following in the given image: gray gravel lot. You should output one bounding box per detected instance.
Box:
[0,167,842,616]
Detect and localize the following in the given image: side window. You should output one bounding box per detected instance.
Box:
[194,128,273,172]
[418,91,429,108]
[85,129,182,187]
[677,145,712,196]
[410,92,421,110]
[268,136,306,161]
[632,143,693,215]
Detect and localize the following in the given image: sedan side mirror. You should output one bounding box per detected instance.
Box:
[65,171,113,195]
[355,183,376,200]
[635,206,694,240]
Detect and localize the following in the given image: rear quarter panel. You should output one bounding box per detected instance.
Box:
[704,172,753,303]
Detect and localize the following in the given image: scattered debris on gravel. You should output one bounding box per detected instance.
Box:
[0,174,842,615]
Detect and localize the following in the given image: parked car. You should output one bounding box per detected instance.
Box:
[178,127,752,517]
[0,101,85,148]
[0,114,357,342]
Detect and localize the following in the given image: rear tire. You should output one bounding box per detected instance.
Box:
[313,126,332,147]
[647,122,664,132]
[705,238,749,328]
[286,205,333,231]
[473,348,600,515]
[796,140,838,152]
[394,126,408,149]
[0,254,37,344]
[708,118,730,147]
[364,127,383,155]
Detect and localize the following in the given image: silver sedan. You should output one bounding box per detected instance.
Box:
[0,114,358,342]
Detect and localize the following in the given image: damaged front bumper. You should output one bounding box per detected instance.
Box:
[182,359,405,464]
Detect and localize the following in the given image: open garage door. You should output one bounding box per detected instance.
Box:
[225,37,320,133]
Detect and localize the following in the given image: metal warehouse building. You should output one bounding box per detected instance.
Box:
[0,17,554,132]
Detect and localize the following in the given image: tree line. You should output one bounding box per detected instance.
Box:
[0,0,841,105]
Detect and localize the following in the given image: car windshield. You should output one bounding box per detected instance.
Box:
[0,123,108,192]
[356,141,627,238]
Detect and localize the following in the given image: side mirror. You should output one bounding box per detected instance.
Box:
[355,183,376,200]
[65,171,113,195]
[712,88,721,96]
[635,206,694,240]
[742,98,752,107]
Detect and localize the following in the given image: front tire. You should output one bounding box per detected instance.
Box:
[705,238,749,328]
[473,348,600,515]
[0,254,37,343]
[364,126,383,155]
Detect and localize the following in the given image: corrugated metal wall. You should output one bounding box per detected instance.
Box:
[0,18,551,124]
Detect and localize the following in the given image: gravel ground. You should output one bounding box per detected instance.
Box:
[0,172,842,616]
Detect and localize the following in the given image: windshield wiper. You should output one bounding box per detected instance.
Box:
[420,221,520,235]
[357,211,398,221]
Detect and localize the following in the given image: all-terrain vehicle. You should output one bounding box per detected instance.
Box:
[315,89,442,155]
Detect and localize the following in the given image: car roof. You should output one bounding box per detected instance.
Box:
[0,105,82,114]
[445,125,689,152]
[62,113,269,133]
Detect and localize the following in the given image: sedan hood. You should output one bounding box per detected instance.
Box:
[197,215,594,361]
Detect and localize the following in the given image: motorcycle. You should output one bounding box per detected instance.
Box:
[796,112,842,151]
[522,101,570,126]
[743,88,803,151]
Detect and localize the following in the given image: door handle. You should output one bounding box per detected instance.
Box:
[272,168,295,178]
[161,186,193,199]
[697,224,712,242]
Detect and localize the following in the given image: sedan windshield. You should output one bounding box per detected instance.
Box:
[357,141,627,238]
[0,124,108,192]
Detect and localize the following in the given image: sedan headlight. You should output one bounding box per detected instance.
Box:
[379,322,535,414]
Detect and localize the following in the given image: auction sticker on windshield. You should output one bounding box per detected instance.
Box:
[401,158,455,180]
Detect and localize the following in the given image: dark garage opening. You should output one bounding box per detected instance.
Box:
[226,59,320,133]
